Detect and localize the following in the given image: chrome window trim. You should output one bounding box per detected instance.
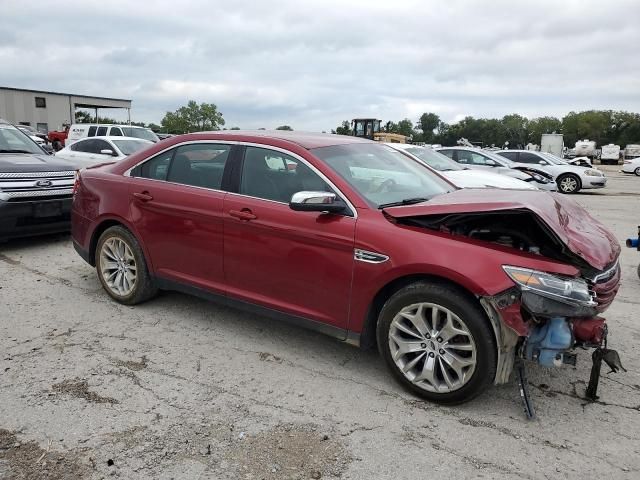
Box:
[124,139,358,218]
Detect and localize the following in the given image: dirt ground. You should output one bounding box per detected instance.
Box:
[1,168,639,479]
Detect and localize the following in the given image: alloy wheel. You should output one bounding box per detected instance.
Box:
[388,302,477,393]
[559,175,578,193]
[100,237,137,297]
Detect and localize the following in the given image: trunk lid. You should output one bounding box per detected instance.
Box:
[383,189,620,271]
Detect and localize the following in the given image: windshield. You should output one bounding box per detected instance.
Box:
[540,152,568,165]
[0,124,45,154]
[113,139,153,156]
[121,127,160,143]
[404,147,463,171]
[312,143,453,208]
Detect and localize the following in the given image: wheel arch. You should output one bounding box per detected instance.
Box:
[358,273,489,350]
[89,217,151,270]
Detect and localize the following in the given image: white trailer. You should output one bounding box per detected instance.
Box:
[540,134,564,158]
[574,139,597,159]
[625,144,640,159]
[600,144,621,164]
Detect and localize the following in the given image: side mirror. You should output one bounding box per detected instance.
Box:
[538,160,547,165]
[289,191,346,213]
[100,149,117,156]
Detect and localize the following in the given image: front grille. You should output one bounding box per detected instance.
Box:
[0,171,75,201]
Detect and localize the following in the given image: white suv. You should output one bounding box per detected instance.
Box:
[66,124,159,146]
[495,150,606,194]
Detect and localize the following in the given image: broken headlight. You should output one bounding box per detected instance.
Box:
[503,266,596,306]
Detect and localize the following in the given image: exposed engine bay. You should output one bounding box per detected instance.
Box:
[397,209,595,274]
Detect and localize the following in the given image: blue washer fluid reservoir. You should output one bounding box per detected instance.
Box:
[525,317,573,367]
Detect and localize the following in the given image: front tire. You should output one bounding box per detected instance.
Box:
[557,173,581,194]
[634,167,640,177]
[95,226,157,305]
[377,282,497,405]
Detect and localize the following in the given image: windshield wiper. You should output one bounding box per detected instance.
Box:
[0,149,33,154]
[378,197,430,209]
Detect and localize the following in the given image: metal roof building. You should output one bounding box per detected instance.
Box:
[0,86,132,134]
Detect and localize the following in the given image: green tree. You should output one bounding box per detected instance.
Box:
[161,100,225,134]
[275,125,293,131]
[333,120,352,136]
[396,118,415,138]
[501,114,529,149]
[147,123,162,132]
[419,113,440,142]
[527,116,562,144]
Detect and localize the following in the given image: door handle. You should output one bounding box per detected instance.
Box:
[229,209,257,221]
[133,191,153,202]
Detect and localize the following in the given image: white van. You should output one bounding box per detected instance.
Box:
[66,124,159,146]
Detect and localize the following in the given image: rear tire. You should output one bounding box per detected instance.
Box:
[634,167,640,177]
[376,281,496,405]
[95,226,157,305]
[557,173,581,194]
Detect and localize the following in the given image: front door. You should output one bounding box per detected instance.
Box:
[223,146,356,329]
[128,142,233,293]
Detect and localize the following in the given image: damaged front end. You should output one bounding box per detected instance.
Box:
[383,189,624,418]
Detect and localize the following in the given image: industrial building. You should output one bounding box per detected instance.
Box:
[0,86,132,134]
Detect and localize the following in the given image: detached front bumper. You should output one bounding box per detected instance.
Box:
[0,197,72,241]
[481,261,621,384]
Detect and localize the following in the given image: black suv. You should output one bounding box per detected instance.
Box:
[0,119,77,241]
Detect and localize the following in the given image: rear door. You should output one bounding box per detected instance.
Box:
[222,145,356,329]
[128,142,235,293]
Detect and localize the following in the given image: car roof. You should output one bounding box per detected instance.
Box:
[496,149,540,153]
[195,130,372,150]
[75,136,152,142]
[71,124,148,129]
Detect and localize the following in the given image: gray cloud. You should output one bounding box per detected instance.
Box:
[1,0,638,130]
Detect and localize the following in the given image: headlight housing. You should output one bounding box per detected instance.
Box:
[503,266,596,306]
[584,169,602,177]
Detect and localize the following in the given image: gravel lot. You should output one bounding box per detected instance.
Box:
[1,169,639,479]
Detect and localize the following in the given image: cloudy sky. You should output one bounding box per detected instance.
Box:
[2,0,639,130]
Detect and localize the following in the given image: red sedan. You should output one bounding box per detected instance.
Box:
[71,131,621,406]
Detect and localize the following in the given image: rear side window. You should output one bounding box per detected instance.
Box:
[167,144,231,189]
[70,139,92,152]
[96,126,108,136]
[109,127,123,136]
[499,151,518,161]
[439,149,454,159]
[519,152,544,164]
[87,126,97,137]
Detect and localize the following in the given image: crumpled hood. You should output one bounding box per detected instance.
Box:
[383,189,620,271]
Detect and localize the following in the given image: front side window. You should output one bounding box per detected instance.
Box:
[94,139,112,154]
[312,143,452,208]
[438,149,454,159]
[109,127,123,136]
[167,144,230,189]
[240,147,331,203]
[135,150,173,181]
